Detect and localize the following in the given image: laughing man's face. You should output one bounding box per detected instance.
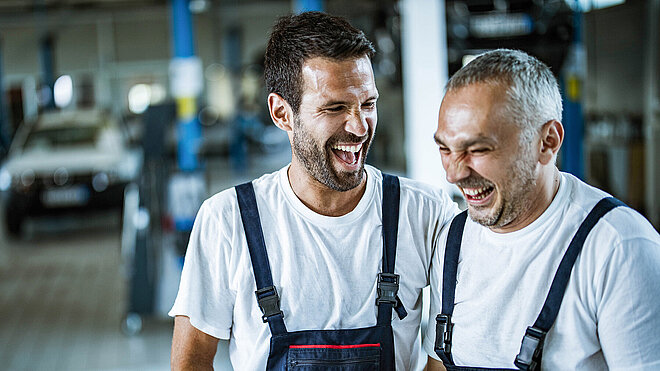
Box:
[292,56,378,191]
[435,82,540,231]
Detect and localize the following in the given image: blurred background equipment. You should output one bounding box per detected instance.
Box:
[0,0,657,369]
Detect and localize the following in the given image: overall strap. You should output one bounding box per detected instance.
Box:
[377,173,408,325]
[514,197,625,370]
[442,211,468,316]
[235,182,287,336]
[434,210,468,365]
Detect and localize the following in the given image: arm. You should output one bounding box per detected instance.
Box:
[171,315,219,370]
[425,356,447,371]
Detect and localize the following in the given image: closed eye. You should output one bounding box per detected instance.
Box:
[469,148,490,154]
[325,106,344,112]
[362,101,376,110]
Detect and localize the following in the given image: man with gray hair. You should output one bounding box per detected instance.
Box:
[424,49,660,370]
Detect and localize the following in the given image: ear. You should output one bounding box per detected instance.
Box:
[538,119,564,165]
[267,93,294,132]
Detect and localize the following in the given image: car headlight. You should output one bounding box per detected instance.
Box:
[92,172,110,192]
[20,169,35,187]
[53,167,69,186]
[0,168,11,191]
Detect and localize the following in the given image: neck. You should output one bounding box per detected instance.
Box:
[491,166,561,233]
[287,163,367,217]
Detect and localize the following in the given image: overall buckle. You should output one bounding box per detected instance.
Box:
[514,326,546,371]
[255,286,283,323]
[376,273,399,306]
[434,314,454,358]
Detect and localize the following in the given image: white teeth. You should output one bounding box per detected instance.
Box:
[332,143,362,152]
[463,187,488,196]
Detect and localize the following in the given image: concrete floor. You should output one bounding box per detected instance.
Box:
[0,210,176,370]
[0,150,291,371]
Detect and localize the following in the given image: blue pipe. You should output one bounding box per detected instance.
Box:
[40,34,56,110]
[0,37,9,151]
[223,26,241,74]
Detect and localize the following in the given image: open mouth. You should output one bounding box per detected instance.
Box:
[331,143,363,166]
[462,186,494,202]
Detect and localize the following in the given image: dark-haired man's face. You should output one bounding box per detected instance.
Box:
[292,56,378,191]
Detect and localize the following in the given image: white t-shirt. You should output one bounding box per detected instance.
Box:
[170,165,459,370]
[423,172,660,370]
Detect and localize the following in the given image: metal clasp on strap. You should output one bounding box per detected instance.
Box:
[514,326,546,371]
[434,314,454,359]
[376,273,400,306]
[255,286,283,323]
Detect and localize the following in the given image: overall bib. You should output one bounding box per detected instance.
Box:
[235,173,408,370]
[434,197,625,371]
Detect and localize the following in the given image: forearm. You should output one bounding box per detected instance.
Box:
[171,316,219,370]
[425,356,447,371]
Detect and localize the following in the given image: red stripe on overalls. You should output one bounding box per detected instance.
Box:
[289,343,381,349]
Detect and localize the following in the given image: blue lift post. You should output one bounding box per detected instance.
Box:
[560,1,585,179]
[293,0,324,13]
[171,0,202,174]
[168,0,205,250]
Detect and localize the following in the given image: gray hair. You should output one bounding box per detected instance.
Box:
[446,49,562,145]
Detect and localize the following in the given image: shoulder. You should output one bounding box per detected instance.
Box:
[368,166,460,231]
[204,168,284,212]
[196,168,284,236]
[398,175,460,223]
[201,187,239,222]
[370,166,456,207]
[559,174,660,286]
[561,172,658,246]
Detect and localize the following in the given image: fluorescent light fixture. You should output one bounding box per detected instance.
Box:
[567,0,625,11]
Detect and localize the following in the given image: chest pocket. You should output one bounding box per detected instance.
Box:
[287,344,381,370]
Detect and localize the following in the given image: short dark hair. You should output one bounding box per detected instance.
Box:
[264,11,375,114]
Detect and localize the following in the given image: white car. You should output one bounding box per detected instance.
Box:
[0,109,142,237]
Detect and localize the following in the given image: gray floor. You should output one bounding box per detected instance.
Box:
[0,150,291,371]
[0,211,175,370]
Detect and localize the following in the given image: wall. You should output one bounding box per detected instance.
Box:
[0,2,291,117]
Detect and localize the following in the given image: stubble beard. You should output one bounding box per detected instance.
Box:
[464,144,538,229]
[291,116,371,192]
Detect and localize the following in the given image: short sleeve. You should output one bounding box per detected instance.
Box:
[596,236,660,370]
[169,197,236,340]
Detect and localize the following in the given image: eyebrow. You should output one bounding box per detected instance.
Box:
[321,94,379,108]
[434,134,495,149]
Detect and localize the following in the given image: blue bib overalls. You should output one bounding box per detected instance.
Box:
[235,173,407,370]
[434,197,625,371]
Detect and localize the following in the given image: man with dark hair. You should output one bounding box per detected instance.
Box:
[424,49,660,370]
[170,12,458,370]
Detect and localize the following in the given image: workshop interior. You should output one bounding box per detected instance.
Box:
[0,0,658,369]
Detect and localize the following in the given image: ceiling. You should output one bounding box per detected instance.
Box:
[0,0,206,14]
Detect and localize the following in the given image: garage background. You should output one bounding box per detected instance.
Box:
[0,0,658,370]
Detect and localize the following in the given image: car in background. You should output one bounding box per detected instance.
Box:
[0,109,143,237]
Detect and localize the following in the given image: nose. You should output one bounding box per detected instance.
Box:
[345,111,368,137]
[443,154,470,184]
